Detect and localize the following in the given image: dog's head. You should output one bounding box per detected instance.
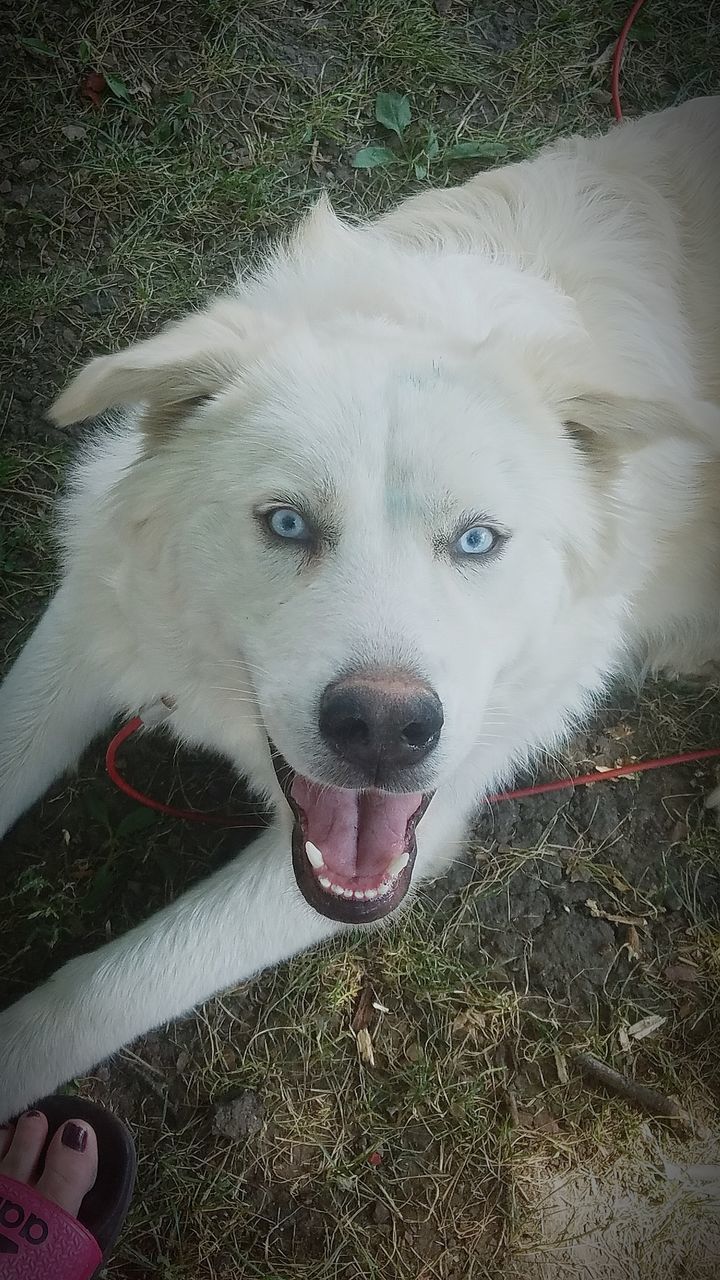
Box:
[51,204,713,925]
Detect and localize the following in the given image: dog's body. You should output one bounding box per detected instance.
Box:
[1,97,719,1118]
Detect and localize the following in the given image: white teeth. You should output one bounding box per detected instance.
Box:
[305,841,325,870]
[387,851,409,878]
[316,880,389,902]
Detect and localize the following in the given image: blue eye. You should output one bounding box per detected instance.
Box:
[455,525,497,556]
[267,507,311,542]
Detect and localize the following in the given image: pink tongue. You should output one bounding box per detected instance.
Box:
[291,777,422,880]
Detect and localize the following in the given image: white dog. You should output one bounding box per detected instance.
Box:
[1,97,719,1119]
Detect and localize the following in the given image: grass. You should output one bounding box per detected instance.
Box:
[1,1,720,1277]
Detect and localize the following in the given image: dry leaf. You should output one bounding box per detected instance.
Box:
[533,1109,561,1135]
[607,722,633,740]
[452,1009,486,1039]
[624,924,642,960]
[356,1027,375,1067]
[669,818,689,844]
[62,124,87,141]
[627,1014,666,1041]
[610,872,633,894]
[664,963,700,985]
[618,1025,632,1053]
[518,1107,560,1134]
[591,41,616,74]
[351,982,376,1035]
[222,1045,238,1070]
[586,899,646,927]
[554,1047,569,1085]
[505,1090,519,1127]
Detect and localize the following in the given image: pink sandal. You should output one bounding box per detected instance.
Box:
[0,1096,136,1279]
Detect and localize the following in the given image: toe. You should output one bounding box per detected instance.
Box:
[35,1120,98,1217]
[0,1122,14,1159]
[0,1110,49,1182]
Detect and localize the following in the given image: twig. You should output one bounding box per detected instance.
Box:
[572,1051,693,1127]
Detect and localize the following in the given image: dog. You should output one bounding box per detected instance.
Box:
[1,96,719,1119]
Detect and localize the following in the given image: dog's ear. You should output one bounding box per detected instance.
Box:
[559,390,720,460]
[50,297,271,441]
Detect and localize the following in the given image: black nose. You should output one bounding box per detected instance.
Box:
[319,671,443,781]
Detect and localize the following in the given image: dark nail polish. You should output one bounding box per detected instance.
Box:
[24,1110,42,1118]
[61,1122,88,1153]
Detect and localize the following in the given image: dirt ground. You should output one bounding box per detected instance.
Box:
[1,2,720,1278]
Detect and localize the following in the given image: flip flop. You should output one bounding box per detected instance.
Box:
[0,1095,136,1280]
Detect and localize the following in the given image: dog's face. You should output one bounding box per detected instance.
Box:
[185,328,585,778]
[52,227,612,927]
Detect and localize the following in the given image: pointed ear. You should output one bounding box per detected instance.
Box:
[558,390,720,460]
[50,297,272,441]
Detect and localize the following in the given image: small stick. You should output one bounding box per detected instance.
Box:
[504,1087,519,1127]
[572,1051,692,1126]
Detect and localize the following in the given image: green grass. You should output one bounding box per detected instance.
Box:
[2,2,720,1277]
[2,0,716,351]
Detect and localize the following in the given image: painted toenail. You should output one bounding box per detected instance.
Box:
[24,1110,42,1118]
[61,1122,88,1153]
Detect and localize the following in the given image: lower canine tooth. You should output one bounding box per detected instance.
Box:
[387,851,410,877]
[305,841,325,870]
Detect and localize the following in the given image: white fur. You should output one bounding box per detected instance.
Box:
[2,97,720,1118]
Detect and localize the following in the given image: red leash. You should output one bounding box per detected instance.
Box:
[611,0,647,122]
[106,716,720,828]
[107,1,699,829]
[105,717,260,827]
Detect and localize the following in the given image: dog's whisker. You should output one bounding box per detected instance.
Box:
[207,686,261,699]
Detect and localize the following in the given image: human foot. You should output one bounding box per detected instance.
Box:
[0,1096,135,1279]
[0,1108,99,1219]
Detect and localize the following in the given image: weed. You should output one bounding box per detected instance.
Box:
[353,91,510,179]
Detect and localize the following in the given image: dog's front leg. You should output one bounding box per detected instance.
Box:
[0,581,119,840]
[0,823,342,1120]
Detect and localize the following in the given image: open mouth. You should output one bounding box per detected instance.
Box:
[271,747,432,924]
